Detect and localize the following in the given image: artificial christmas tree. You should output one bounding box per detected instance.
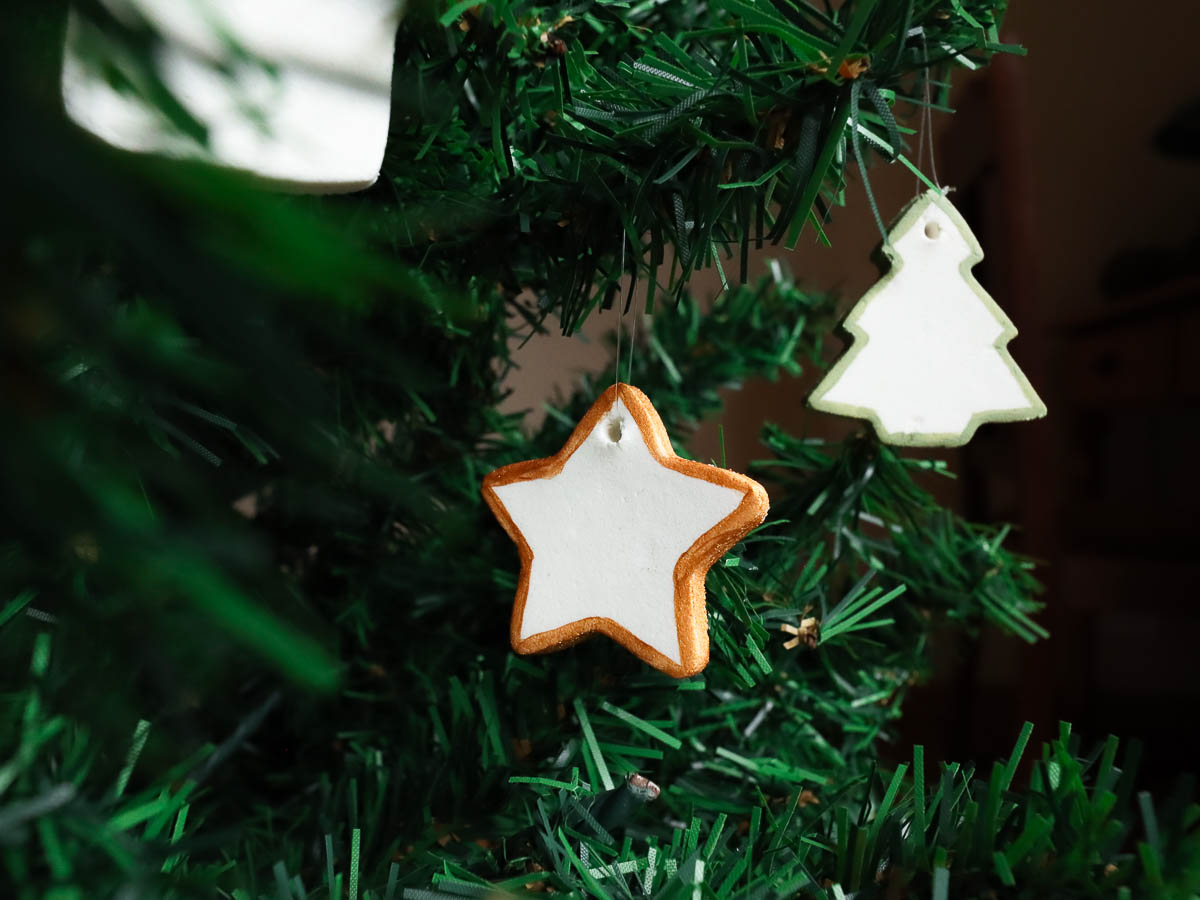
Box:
[2,1,1197,898]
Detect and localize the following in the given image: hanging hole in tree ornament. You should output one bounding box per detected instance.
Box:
[924,221,942,240]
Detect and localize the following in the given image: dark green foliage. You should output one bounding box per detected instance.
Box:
[9,635,1200,898]
[379,0,1016,329]
[479,726,1200,898]
[62,0,1017,327]
[3,1,1196,898]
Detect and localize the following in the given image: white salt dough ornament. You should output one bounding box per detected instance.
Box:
[61,0,401,193]
[482,384,769,678]
[809,190,1046,446]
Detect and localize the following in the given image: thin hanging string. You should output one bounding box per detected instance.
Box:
[626,279,639,384]
[919,30,940,192]
[913,46,926,195]
[850,79,888,244]
[613,226,627,387]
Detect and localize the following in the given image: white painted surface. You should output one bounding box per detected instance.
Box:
[814,193,1043,441]
[492,399,744,664]
[62,0,400,192]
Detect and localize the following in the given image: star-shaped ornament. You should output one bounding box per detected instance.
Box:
[482,384,769,677]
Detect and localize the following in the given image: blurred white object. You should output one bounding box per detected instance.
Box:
[62,0,401,193]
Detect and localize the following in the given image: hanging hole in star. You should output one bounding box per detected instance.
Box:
[607,417,623,443]
[924,221,941,239]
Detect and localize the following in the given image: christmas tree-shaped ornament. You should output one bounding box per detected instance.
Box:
[809,190,1046,446]
[482,384,768,678]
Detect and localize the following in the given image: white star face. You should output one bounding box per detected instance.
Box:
[482,385,769,676]
[493,398,743,664]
